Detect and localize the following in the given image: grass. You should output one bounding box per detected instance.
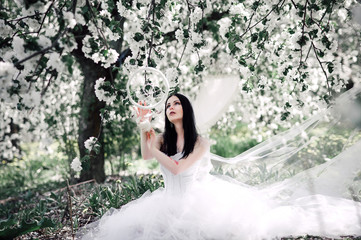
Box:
[1,174,164,239]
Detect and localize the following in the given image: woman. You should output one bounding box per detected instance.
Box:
[80,93,361,239]
[140,93,209,176]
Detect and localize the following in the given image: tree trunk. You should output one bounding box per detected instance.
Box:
[76,53,107,183]
[72,36,110,183]
[70,9,125,183]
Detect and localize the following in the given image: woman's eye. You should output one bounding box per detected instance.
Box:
[175,102,180,105]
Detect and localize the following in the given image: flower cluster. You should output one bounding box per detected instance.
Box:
[94,78,116,104]
[71,157,82,172]
[84,137,99,152]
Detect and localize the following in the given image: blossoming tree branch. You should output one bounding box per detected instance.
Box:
[0,0,360,182]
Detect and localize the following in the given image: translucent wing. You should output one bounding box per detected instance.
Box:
[192,75,239,134]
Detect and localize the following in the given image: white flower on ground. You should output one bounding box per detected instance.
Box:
[71,157,82,172]
[84,136,98,151]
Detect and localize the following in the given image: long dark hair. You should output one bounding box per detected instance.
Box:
[160,93,198,158]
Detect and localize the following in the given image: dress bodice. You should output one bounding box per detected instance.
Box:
[160,151,212,195]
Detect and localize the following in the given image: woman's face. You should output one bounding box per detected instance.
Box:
[166,95,183,123]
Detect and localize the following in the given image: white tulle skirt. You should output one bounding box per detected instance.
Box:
[79,173,361,240]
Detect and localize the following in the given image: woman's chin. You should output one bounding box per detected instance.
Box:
[169,117,182,123]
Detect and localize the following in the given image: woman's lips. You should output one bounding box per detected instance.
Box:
[170,111,176,115]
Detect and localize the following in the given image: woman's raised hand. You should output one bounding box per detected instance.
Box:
[135,101,152,122]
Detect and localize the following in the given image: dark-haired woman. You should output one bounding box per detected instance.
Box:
[141,94,209,176]
[80,93,361,240]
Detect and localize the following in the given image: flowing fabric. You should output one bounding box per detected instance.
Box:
[78,85,361,239]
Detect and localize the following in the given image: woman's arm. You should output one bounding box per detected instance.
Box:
[135,101,162,160]
[148,131,209,175]
[140,130,162,160]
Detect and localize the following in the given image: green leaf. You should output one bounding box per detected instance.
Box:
[194,60,205,74]
[317,50,325,58]
[183,29,189,38]
[147,58,157,68]
[327,62,334,73]
[296,35,309,47]
[238,57,247,67]
[281,111,290,121]
[133,32,144,42]
[301,84,308,92]
[251,33,258,42]
[321,35,331,49]
[284,102,292,109]
[228,41,235,51]
[0,217,56,239]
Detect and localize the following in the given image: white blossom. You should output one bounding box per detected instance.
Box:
[71,157,82,172]
[84,137,99,152]
[94,77,116,104]
[338,9,348,22]
[100,10,111,18]
[218,17,232,40]
[22,90,41,108]
[175,29,184,43]
[63,11,77,29]
[230,3,250,19]
[0,61,17,87]
[190,7,203,25]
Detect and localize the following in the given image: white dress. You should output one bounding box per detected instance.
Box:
[79,147,361,240]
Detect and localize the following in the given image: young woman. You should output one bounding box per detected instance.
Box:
[80,93,361,239]
[140,94,209,176]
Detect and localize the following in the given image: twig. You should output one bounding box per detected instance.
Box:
[252,51,262,68]
[9,14,41,23]
[51,179,96,194]
[37,0,56,36]
[240,0,284,39]
[86,0,109,49]
[177,38,189,69]
[85,0,114,84]
[147,0,156,67]
[298,0,308,70]
[14,29,67,67]
[290,0,298,9]
[177,1,193,68]
[311,42,331,96]
[41,74,55,96]
[66,179,75,240]
[304,41,313,62]
[318,1,333,25]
